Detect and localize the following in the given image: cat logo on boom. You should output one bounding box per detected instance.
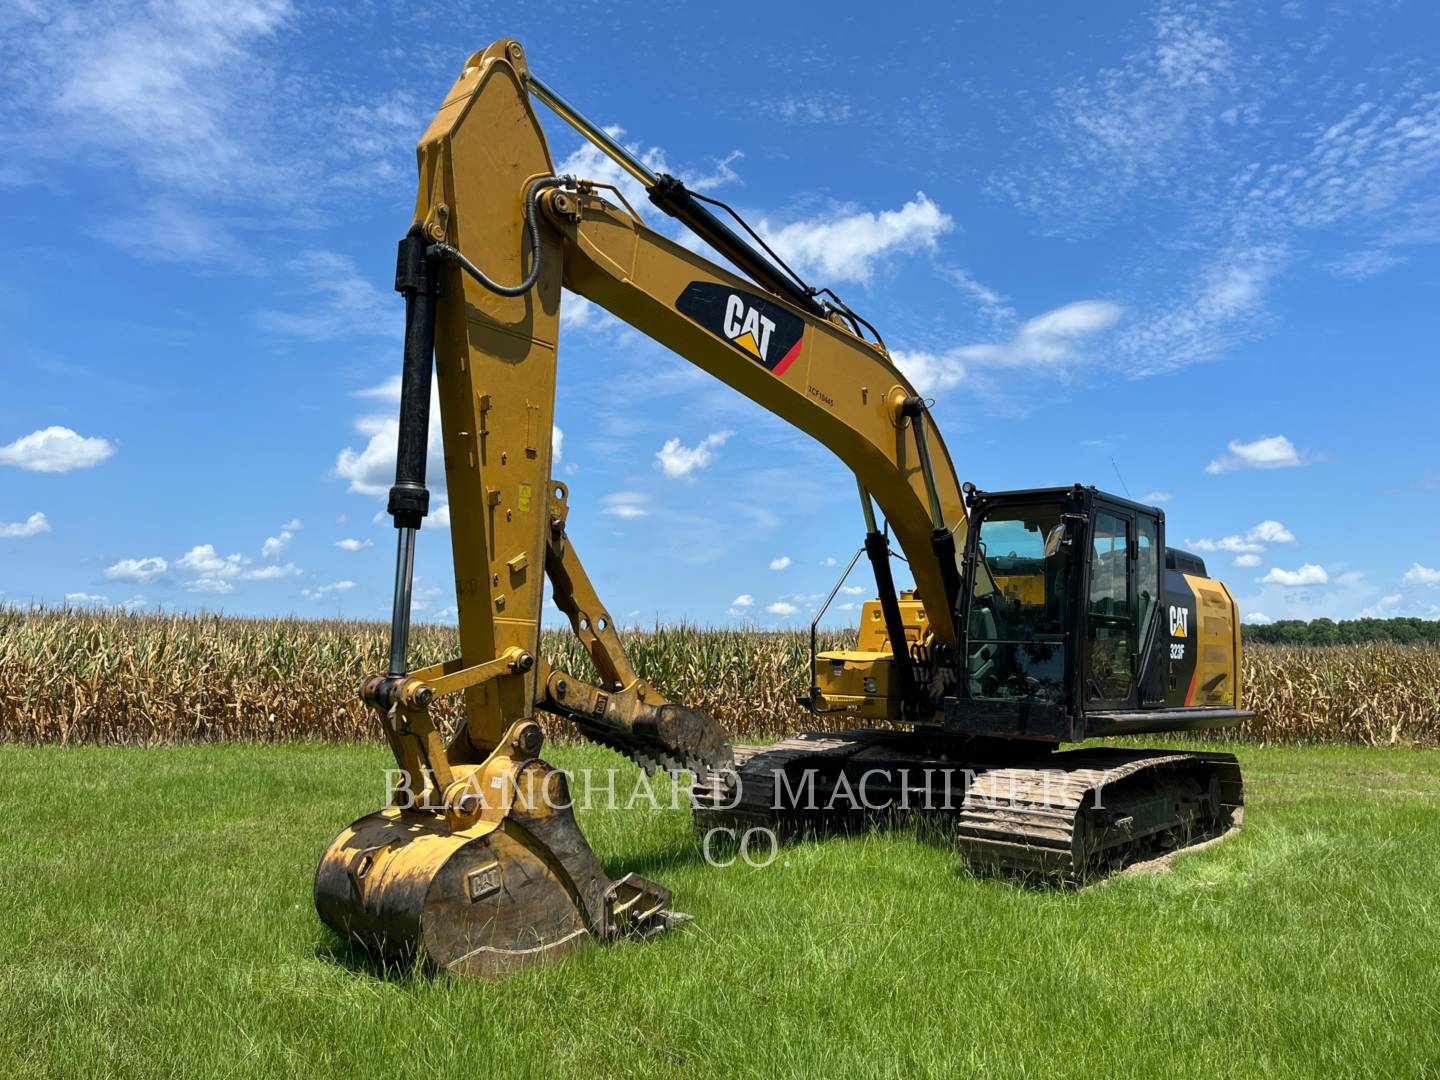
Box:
[723,293,775,362]
[675,281,805,375]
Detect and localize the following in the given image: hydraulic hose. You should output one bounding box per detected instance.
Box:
[428,175,566,296]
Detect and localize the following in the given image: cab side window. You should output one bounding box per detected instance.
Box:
[1087,511,1133,702]
[1136,515,1159,636]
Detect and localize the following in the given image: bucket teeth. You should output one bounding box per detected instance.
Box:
[564,702,734,781]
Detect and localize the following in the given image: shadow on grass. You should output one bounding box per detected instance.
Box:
[315,933,434,983]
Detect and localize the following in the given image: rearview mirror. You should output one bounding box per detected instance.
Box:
[1043,522,1068,558]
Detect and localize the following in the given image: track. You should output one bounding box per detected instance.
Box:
[692,730,1243,883]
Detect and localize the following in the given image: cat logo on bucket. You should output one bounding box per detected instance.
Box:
[676,281,805,375]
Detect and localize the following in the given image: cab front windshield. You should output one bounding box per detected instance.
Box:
[967,502,1069,702]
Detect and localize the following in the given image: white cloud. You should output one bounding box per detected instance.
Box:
[185,577,234,595]
[656,431,732,479]
[1262,564,1328,587]
[242,563,300,581]
[335,415,401,497]
[820,557,838,567]
[552,426,564,463]
[769,556,792,571]
[766,601,799,616]
[761,193,954,285]
[261,520,299,558]
[105,556,166,582]
[303,580,356,599]
[177,544,248,579]
[893,300,1124,395]
[0,427,115,473]
[1403,563,1440,586]
[1188,520,1297,556]
[334,380,444,498]
[1206,435,1315,474]
[840,585,865,596]
[430,503,450,529]
[335,538,373,552]
[560,292,612,333]
[727,593,754,615]
[1243,611,1273,625]
[1186,536,1258,554]
[601,492,650,519]
[1233,553,1262,568]
[1143,491,1173,504]
[65,592,108,604]
[0,511,51,538]
[1247,520,1295,544]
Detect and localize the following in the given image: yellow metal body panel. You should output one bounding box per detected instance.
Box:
[1184,572,1240,707]
[855,589,930,652]
[813,649,900,722]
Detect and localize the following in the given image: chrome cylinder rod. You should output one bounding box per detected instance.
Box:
[910,410,946,532]
[527,73,658,189]
[856,480,880,535]
[387,526,417,677]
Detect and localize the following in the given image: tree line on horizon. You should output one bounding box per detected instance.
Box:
[1242,616,1440,645]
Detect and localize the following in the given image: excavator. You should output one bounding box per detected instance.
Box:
[314,39,1250,977]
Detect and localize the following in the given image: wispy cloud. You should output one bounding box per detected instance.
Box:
[600,492,650,519]
[893,300,1124,395]
[0,512,51,539]
[992,4,1440,373]
[257,252,394,341]
[2,2,417,263]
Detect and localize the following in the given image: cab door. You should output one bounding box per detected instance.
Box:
[1083,506,1137,708]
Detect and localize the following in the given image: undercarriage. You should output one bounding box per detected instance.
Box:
[694,729,1243,883]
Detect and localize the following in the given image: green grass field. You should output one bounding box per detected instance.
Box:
[3,742,1438,1078]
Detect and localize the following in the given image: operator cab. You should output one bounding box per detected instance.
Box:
[949,484,1248,742]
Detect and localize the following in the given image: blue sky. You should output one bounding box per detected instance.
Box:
[2,1,1438,628]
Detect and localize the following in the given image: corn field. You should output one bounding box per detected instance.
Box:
[2,605,1438,747]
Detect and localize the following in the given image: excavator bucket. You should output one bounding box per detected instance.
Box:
[316,747,673,977]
